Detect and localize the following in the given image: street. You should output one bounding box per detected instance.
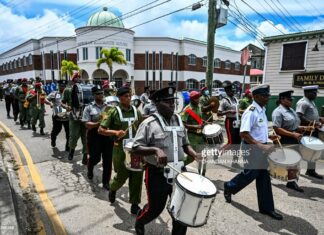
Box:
[0,101,324,235]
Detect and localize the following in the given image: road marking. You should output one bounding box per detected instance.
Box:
[6,137,46,235]
[0,121,67,235]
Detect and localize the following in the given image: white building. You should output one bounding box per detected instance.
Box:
[0,7,250,95]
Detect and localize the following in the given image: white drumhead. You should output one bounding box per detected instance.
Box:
[269,148,301,166]
[202,124,221,135]
[177,172,216,196]
[301,136,324,151]
[123,140,134,151]
[175,91,184,114]
[318,126,324,132]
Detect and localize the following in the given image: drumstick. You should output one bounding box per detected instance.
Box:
[272,128,283,149]
[167,164,192,182]
[309,120,316,138]
[117,123,135,140]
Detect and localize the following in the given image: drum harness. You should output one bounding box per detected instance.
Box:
[116,105,138,147]
[223,96,240,128]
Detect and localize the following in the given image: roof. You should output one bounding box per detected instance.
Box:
[87,7,124,28]
[263,29,324,44]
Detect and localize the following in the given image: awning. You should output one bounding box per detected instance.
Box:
[250,69,263,76]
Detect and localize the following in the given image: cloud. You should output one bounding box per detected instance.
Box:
[257,20,290,36]
[0,3,75,53]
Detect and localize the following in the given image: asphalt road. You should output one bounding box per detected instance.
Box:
[1,101,324,235]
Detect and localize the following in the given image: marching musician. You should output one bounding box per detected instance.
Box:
[142,90,156,119]
[61,72,88,164]
[296,85,324,179]
[82,86,113,190]
[11,79,20,122]
[132,86,201,235]
[46,80,70,152]
[4,79,13,118]
[218,81,241,168]
[272,90,315,192]
[140,86,151,106]
[239,89,253,114]
[199,86,214,121]
[224,84,283,220]
[98,86,143,215]
[16,78,31,129]
[26,82,46,135]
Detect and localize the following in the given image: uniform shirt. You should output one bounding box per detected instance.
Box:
[239,97,252,111]
[240,101,268,143]
[272,104,300,131]
[140,92,150,105]
[46,90,64,116]
[296,97,320,122]
[100,105,143,141]
[16,85,29,102]
[218,95,238,118]
[181,103,203,125]
[143,102,157,116]
[82,102,107,123]
[26,90,46,108]
[199,95,212,120]
[133,114,190,166]
[3,84,11,96]
[61,87,72,107]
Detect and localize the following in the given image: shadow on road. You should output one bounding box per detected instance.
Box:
[273,183,324,201]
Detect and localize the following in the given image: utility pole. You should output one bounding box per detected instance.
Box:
[206,0,217,94]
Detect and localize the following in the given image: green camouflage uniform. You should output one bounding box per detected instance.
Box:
[16,84,31,124]
[199,95,212,121]
[100,105,143,204]
[239,97,252,112]
[26,89,46,128]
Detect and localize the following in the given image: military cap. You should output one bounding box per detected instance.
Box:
[102,80,109,88]
[302,85,318,92]
[279,90,293,99]
[190,90,200,100]
[35,82,42,88]
[222,81,234,91]
[251,84,270,96]
[117,86,131,96]
[150,86,177,102]
[71,72,80,82]
[148,89,156,99]
[201,86,208,92]
[22,78,28,83]
[7,79,13,83]
[91,85,104,95]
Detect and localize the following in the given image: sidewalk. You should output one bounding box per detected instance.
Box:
[0,150,19,235]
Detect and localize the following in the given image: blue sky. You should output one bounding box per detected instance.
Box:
[0,0,324,53]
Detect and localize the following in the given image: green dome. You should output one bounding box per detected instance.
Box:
[87,7,124,28]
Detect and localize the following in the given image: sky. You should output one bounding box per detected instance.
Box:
[0,0,324,54]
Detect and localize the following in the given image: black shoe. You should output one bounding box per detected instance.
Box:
[7,114,10,118]
[87,171,93,180]
[306,170,323,179]
[108,190,116,203]
[65,143,69,152]
[32,125,36,131]
[224,182,232,203]
[68,149,74,161]
[259,210,283,220]
[135,221,145,235]
[20,120,24,128]
[82,154,88,165]
[131,204,141,215]
[286,181,304,192]
[103,183,110,191]
[40,128,45,135]
[27,122,31,129]
[14,116,17,122]
[51,139,56,148]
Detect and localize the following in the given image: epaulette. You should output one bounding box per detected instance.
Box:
[249,106,255,111]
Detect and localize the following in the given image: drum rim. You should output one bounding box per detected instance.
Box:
[268,148,301,167]
[300,136,324,151]
[167,210,207,227]
[175,172,217,198]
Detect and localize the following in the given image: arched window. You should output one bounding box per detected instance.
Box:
[225,60,231,70]
[9,61,11,70]
[235,61,240,71]
[18,58,22,67]
[212,80,222,88]
[200,79,205,89]
[13,60,17,69]
[202,56,207,67]
[186,79,198,90]
[114,78,123,89]
[188,54,196,65]
[214,58,221,68]
[28,54,33,65]
[23,56,27,66]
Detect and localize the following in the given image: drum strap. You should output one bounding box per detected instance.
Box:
[152,113,184,163]
[116,105,138,139]
[184,108,203,125]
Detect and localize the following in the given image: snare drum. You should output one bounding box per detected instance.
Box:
[55,106,69,121]
[318,126,324,141]
[168,172,216,227]
[268,148,301,182]
[123,140,144,172]
[299,136,324,162]
[202,124,223,145]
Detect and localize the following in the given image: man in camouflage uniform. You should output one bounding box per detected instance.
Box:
[239,89,253,114]
[16,78,31,128]
[199,86,214,121]
[98,86,143,215]
[26,82,46,135]
[3,79,13,118]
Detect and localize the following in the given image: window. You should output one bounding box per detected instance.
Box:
[18,58,21,67]
[281,41,307,71]
[214,58,221,68]
[13,60,17,69]
[23,56,27,66]
[235,61,240,71]
[126,49,131,62]
[186,79,198,90]
[50,51,54,70]
[252,60,257,69]
[64,50,67,60]
[77,49,79,61]
[114,78,123,88]
[225,60,231,70]
[212,80,222,88]
[83,47,88,60]
[9,61,12,70]
[28,54,33,65]
[95,47,102,59]
[188,54,196,65]
[202,56,207,67]
[200,79,205,89]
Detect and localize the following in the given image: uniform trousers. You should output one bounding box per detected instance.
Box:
[5,95,12,116]
[51,116,69,144]
[136,165,187,235]
[68,117,87,154]
[224,117,241,153]
[87,128,113,185]
[19,102,30,124]
[30,106,45,128]
[12,98,19,120]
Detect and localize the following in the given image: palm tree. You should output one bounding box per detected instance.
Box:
[61,60,79,80]
[96,47,127,82]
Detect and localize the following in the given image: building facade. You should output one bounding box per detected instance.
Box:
[0,7,250,95]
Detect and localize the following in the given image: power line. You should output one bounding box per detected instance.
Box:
[275,0,305,31]
[305,0,323,16]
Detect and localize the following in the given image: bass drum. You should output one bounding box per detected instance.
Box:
[175,91,190,113]
[71,84,94,120]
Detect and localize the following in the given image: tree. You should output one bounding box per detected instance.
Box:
[61,60,79,80]
[96,47,127,82]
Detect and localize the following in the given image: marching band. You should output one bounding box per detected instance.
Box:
[0,76,323,235]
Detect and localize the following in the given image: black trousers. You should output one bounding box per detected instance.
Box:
[136,165,187,235]
[51,116,69,144]
[5,95,12,115]
[12,98,19,120]
[87,129,113,185]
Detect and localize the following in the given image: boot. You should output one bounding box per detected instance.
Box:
[27,122,31,129]
[87,165,94,180]
[51,138,56,147]
[40,128,45,135]
[135,221,145,235]
[20,120,24,128]
[65,142,69,152]
[32,125,36,131]
[68,149,75,161]
[82,154,88,165]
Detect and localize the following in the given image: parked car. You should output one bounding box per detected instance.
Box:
[212,88,226,98]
